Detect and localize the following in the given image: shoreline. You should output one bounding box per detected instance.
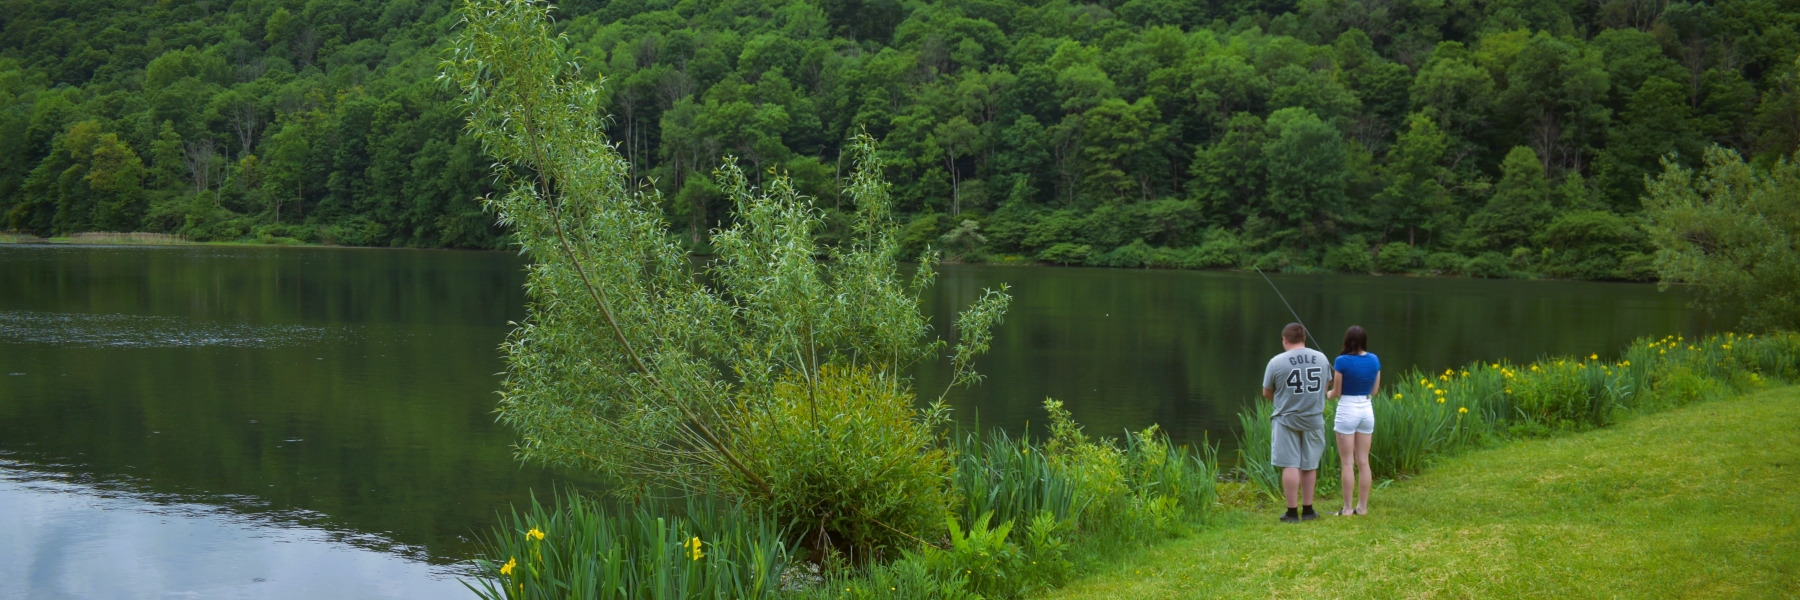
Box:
[0,236,1665,283]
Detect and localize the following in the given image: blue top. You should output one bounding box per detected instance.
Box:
[1334,352,1381,396]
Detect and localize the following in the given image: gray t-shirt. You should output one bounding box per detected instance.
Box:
[1263,347,1331,431]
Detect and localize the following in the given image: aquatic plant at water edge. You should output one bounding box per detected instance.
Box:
[442,0,1010,557]
[465,492,790,600]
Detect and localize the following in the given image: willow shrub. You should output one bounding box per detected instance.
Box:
[1236,332,1800,498]
[444,0,1009,560]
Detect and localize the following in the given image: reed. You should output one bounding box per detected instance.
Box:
[1234,332,1800,498]
[464,492,791,600]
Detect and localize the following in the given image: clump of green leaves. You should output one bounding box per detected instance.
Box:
[441,0,1009,558]
[1645,146,1800,331]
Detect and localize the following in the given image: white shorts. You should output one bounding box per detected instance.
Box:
[1334,396,1374,435]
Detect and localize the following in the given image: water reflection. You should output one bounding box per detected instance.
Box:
[0,461,469,599]
[0,310,350,348]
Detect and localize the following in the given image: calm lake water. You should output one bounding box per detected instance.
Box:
[0,245,1731,598]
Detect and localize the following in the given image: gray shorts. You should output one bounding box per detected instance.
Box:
[1271,424,1325,470]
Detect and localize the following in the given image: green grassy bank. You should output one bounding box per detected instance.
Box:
[1048,386,1800,599]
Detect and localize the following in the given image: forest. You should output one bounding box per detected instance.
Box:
[2,0,1797,278]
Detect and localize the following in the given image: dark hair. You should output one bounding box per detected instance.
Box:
[1341,325,1368,355]
[1282,323,1306,344]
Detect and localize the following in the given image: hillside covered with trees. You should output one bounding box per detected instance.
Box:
[3,0,1797,278]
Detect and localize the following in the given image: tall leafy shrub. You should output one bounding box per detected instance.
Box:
[442,0,1010,557]
[1645,147,1800,331]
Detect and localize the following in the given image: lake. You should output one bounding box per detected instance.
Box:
[0,245,1731,598]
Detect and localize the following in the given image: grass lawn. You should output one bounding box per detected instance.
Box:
[1048,387,1800,599]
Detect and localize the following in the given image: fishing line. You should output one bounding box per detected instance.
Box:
[1253,267,1323,350]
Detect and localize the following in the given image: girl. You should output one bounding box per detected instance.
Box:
[1327,325,1380,516]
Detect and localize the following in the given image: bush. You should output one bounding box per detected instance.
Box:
[1376,243,1423,272]
[1192,227,1250,268]
[1322,237,1374,273]
[900,212,949,259]
[1465,251,1512,278]
[1424,251,1466,275]
[1537,210,1650,280]
[1038,242,1091,265]
[1095,239,1154,268]
[735,367,956,561]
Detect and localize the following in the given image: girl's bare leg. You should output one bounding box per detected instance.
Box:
[1336,432,1356,514]
[1355,432,1373,514]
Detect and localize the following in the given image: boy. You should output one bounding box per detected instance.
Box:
[1262,323,1329,522]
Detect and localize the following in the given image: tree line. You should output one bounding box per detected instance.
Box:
[2,0,1797,278]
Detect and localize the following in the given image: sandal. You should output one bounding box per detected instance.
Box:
[1335,508,1356,516]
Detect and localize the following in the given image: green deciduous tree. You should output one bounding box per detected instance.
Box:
[1378,112,1454,246]
[1261,107,1348,240]
[1463,146,1555,251]
[1645,147,1800,331]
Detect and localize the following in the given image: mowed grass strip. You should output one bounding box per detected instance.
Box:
[1048,387,1800,599]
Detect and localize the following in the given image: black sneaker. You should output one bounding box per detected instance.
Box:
[1279,513,1300,523]
[1301,511,1318,521]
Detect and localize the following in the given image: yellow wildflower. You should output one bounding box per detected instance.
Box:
[1530,365,1539,372]
[1622,360,1630,366]
[1394,393,1403,400]
[1458,407,1468,414]
[1437,397,1446,404]
[500,557,517,576]
[688,537,703,561]
[527,527,545,541]
[1589,354,1598,360]
[1420,379,1429,386]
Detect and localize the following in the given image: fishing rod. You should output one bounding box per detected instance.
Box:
[1253,266,1323,350]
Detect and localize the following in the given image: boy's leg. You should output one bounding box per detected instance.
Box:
[1281,466,1300,508]
[1300,468,1318,507]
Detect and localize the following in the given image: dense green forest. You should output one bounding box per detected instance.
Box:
[2,0,1797,278]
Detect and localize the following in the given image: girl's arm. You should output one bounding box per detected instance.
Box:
[1329,369,1343,400]
[1371,372,1381,397]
